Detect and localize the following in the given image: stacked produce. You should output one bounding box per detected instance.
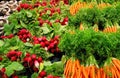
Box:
[1,0,120,78]
[69,1,120,31]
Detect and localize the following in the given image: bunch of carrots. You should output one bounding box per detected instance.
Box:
[64,58,120,78]
[70,1,86,15]
[70,1,111,15]
[103,26,117,33]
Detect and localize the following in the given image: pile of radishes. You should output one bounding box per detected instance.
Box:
[17,29,31,42]
[33,36,60,53]
[17,3,33,11]
[23,53,43,72]
[0,34,14,39]
[7,50,22,61]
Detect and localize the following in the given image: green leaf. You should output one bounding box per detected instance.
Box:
[0,40,4,46]
[5,68,14,77]
[20,20,26,28]
[44,61,52,66]
[61,55,67,64]
[24,42,33,47]
[5,62,24,76]
[31,73,38,78]
[41,24,52,34]
[9,46,19,50]
[26,11,33,18]
[20,76,27,78]
[46,10,51,15]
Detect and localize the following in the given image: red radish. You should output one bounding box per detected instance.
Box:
[26,57,32,63]
[46,75,54,78]
[42,36,47,41]
[1,74,8,78]
[44,8,49,11]
[38,57,43,63]
[17,7,21,11]
[11,56,17,61]
[39,20,44,26]
[34,60,39,68]
[31,54,37,60]
[0,57,3,61]
[49,43,54,48]
[56,8,60,14]
[41,1,47,6]
[8,34,14,38]
[17,51,22,57]
[12,75,19,78]
[45,41,50,46]
[39,71,46,77]
[40,42,46,47]
[45,20,50,24]
[26,53,30,57]
[29,60,34,67]
[1,68,6,73]
[55,19,60,23]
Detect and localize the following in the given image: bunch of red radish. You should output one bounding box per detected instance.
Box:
[38,6,68,26]
[37,71,60,78]
[17,3,33,11]
[17,29,31,43]
[33,36,60,53]
[0,34,14,39]
[23,53,43,72]
[6,50,22,61]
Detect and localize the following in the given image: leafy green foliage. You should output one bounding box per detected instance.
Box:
[59,29,120,66]
[5,62,24,77]
[44,61,64,76]
[69,2,120,30]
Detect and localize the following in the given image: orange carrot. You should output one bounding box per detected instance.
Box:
[112,58,120,71]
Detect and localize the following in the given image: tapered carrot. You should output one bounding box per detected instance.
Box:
[96,68,101,78]
[112,64,120,78]
[112,58,120,71]
[89,66,95,78]
[81,65,88,78]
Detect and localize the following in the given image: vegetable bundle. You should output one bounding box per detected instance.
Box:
[64,57,120,78]
[59,29,120,66]
[69,2,120,30]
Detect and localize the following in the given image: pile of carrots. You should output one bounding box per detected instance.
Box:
[70,1,111,15]
[103,26,117,33]
[70,1,86,15]
[64,58,120,78]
